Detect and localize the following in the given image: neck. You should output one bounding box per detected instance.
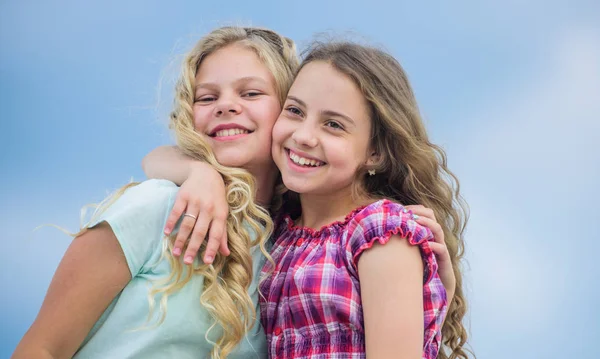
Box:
[297,185,370,229]
[248,164,279,207]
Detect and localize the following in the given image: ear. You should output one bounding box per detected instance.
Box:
[365,150,380,166]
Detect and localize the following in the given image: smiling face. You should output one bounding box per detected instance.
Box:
[271,61,375,196]
[193,43,281,175]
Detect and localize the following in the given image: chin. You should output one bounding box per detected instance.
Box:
[279,177,310,194]
[214,154,249,168]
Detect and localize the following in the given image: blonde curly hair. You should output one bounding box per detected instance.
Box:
[76,26,299,358]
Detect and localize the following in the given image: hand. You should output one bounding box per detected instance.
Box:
[164,163,230,265]
[405,205,456,303]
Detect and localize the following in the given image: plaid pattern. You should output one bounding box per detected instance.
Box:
[259,200,448,359]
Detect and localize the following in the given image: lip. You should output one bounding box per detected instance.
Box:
[285,148,326,173]
[208,123,253,136]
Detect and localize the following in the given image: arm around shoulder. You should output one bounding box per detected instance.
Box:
[358,234,424,359]
[12,224,131,359]
[142,145,218,186]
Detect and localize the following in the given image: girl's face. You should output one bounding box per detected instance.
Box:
[193,43,281,175]
[272,61,375,196]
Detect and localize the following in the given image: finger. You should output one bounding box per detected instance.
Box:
[428,242,451,263]
[203,216,226,264]
[164,196,188,235]
[404,204,425,212]
[406,205,436,222]
[203,228,222,265]
[183,213,211,264]
[219,230,230,256]
[173,204,199,257]
[415,216,445,246]
[212,207,230,257]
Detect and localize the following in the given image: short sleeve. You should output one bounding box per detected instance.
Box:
[345,199,438,284]
[88,179,179,276]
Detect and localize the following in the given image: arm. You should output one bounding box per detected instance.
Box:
[12,224,130,359]
[142,145,200,185]
[142,145,229,264]
[358,235,424,359]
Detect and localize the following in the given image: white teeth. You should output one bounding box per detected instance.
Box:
[214,129,249,137]
[289,151,322,167]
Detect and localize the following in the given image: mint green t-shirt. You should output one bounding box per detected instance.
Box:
[73,179,267,359]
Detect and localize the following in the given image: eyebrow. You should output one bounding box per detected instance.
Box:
[287,95,356,126]
[195,76,269,91]
[287,95,307,107]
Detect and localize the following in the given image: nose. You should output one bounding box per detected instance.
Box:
[214,96,242,117]
[291,121,318,148]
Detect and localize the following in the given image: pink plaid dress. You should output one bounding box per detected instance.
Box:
[259,199,448,359]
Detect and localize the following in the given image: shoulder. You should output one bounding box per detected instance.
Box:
[350,199,407,223]
[347,199,433,246]
[97,179,179,220]
[95,178,180,231]
[116,179,179,207]
[345,200,435,272]
[88,180,181,275]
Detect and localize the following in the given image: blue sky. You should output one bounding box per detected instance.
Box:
[1,1,599,357]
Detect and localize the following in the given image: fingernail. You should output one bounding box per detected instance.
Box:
[164,227,171,235]
[184,255,193,264]
[413,214,420,220]
[204,255,214,264]
[172,248,181,256]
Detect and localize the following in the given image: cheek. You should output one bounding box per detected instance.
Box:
[330,139,367,169]
[251,99,281,135]
[263,104,282,133]
[192,106,212,131]
[271,117,289,146]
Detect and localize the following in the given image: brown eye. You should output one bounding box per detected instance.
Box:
[325,121,343,130]
[285,106,303,116]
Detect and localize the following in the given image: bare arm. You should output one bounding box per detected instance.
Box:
[358,235,424,359]
[142,145,199,185]
[12,224,131,359]
[141,145,229,264]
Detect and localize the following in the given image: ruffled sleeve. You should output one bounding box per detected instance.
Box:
[345,199,438,284]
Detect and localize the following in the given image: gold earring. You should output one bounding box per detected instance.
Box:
[368,169,376,176]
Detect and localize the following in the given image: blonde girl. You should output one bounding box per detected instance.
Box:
[13,26,299,359]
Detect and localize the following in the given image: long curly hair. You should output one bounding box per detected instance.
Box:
[298,41,473,359]
[75,26,299,359]
[159,26,298,358]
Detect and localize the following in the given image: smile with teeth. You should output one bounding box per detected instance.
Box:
[288,150,325,167]
[212,128,250,137]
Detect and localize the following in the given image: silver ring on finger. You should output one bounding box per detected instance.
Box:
[183,213,197,220]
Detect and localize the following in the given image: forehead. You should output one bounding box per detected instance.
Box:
[289,61,370,121]
[195,43,274,85]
